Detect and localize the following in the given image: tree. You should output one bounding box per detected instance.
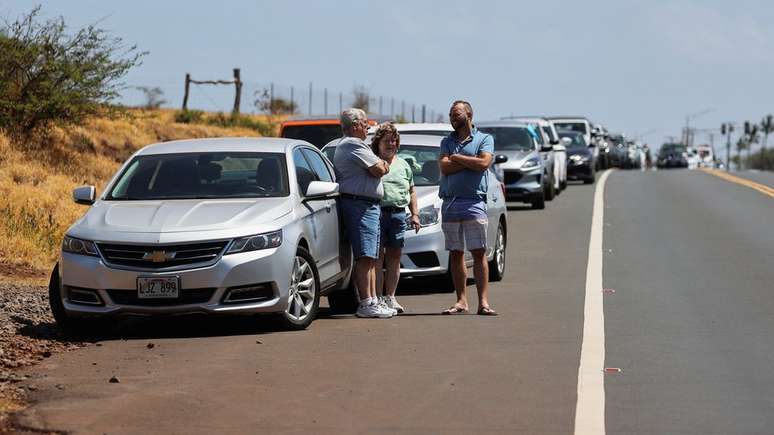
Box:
[0,7,145,138]
[253,88,296,115]
[136,86,166,109]
[761,114,773,161]
[736,137,748,170]
[352,86,369,113]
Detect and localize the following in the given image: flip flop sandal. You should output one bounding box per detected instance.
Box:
[442,305,468,315]
[477,306,498,316]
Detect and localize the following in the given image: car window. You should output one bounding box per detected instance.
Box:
[301,148,333,183]
[554,122,588,135]
[478,127,535,151]
[293,148,317,195]
[106,152,289,200]
[541,126,556,143]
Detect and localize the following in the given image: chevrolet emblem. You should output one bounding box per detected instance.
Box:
[143,250,176,263]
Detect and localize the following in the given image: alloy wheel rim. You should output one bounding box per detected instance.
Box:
[286,256,315,321]
[495,227,505,274]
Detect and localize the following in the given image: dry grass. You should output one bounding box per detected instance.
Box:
[0,109,281,281]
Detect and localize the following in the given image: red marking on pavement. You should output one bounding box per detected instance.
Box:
[604,368,622,373]
[602,288,616,294]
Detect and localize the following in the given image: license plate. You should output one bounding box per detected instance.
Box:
[137,277,179,299]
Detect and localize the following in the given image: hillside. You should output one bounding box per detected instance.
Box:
[0,109,281,282]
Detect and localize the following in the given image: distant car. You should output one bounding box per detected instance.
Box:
[685,147,700,169]
[368,122,453,137]
[657,143,689,169]
[607,134,628,168]
[696,145,715,168]
[548,116,599,169]
[322,135,508,286]
[477,121,552,209]
[50,138,356,332]
[591,124,611,170]
[558,130,595,184]
[280,116,380,149]
[503,116,567,192]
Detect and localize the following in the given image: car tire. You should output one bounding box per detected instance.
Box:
[583,175,595,184]
[488,222,506,282]
[48,263,102,336]
[327,284,359,315]
[277,247,320,330]
[545,174,555,201]
[531,192,545,209]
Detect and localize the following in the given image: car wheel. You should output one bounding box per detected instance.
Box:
[327,284,359,314]
[48,263,102,336]
[488,222,506,282]
[277,247,320,330]
[545,174,555,201]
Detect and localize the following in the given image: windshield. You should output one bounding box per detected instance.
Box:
[281,124,342,149]
[106,152,289,200]
[477,127,535,151]
[557,131,588,149]
[554,122,588,135]
[660,144,686,155]
[325,145,441,186]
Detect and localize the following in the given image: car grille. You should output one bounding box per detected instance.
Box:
[503,170,523,185]
[97,241,229,270]
[106,288,216,306]
[407,252,440,268]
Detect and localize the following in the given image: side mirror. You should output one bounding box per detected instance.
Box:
[305,181,338,200]
[540,144,553,152]
[494,154,508,164]
[550,139,560,145]
[73,185,96,205]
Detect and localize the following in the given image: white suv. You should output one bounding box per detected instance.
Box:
[49,138,355,331]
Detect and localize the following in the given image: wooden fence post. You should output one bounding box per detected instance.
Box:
[182,73,191,110]
[232,68,242,115]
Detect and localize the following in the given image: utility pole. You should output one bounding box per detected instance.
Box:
[721,123,734,172]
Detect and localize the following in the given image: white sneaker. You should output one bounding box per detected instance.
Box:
[356,303,393,318]
[378,297,398,316]
[385,296,404,314]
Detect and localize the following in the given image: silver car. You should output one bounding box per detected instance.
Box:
[49,138,355,331]
[477,122,553,210]
[322,134,508,287]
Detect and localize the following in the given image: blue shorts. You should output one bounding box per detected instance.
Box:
[380,208,407,249]
[341,198,381,259]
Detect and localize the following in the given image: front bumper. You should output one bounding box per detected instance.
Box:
[58,244,294,318]
[400,222,448,276]
[567,160,593,179]
[502,168,542,201]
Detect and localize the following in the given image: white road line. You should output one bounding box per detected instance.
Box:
[574,169,612,435]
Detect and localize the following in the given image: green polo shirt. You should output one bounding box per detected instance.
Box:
[380,157,414,208]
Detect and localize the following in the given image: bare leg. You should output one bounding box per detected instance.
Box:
[470,248,490,309]
[449,250,468,309]
[369,262,377,300]
[354,257,374,302]
[376,248,386,297]
[384,247,402,297]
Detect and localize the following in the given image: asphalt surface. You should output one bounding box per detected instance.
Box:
[13,169,774,434]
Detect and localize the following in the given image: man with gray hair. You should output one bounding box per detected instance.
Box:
[333,108,394,318]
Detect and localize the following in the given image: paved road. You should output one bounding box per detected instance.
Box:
[16,169,774,434]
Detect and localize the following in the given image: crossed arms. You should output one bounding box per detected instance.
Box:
[439,152,493,175]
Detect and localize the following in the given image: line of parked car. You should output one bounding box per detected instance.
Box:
[49,114,621,332]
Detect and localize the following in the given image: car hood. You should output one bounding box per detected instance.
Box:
[493,150,541,170]
[68,198,293,243]
[566,148,592,158]
[415,185,441,208]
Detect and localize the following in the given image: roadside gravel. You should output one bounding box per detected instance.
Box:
[0,282,86,429]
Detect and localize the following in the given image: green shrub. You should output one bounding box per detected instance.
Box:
[0,7,144,138]
[174,109,204,124]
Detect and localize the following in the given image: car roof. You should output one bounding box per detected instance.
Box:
[476,120,531,128]
[322,134,443,149]
[546,116,590,121]
[500,116,550,124]
[135,137,311,156]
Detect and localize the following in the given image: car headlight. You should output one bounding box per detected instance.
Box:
[570,155,589,162]
[521,157,540,170]
[226,230,282,254]
[418,205,440,227]
[62,236,99,256]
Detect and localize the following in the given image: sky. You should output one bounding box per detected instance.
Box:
[2,0,773,148]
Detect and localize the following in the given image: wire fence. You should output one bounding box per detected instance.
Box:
[122,75,445,123]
